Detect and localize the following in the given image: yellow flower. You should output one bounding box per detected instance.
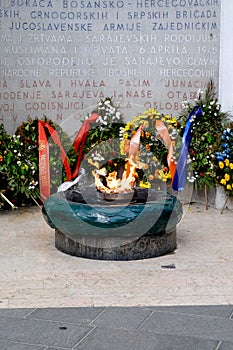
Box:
[225,173,230,182]
[145,131,151,138]
[125,124,131,131]
[165,172,172,179]
[220,179,226,185]
[219,161,224,169]
[139,181,151,188]
[227,184,232,191]
[225,159,230,166]
[230,163,233,170]
[148,175,154,181]
[157,169,170,182]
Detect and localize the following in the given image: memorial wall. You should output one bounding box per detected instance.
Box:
[0,0,221,134]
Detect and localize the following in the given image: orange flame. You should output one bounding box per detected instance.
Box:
[92,158,138,194]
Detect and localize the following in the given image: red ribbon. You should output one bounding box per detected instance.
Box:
[38,121,50,201]
[38,120,71,201]
[155,119,176,181]
[72,112,99,179]
[38,113,100,199]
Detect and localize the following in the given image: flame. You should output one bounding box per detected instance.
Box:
[93,124,144,194]
[92,158,138,194]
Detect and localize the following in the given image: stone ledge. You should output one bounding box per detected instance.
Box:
[55,229,177,261]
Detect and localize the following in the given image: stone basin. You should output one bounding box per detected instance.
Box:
[42,188,182,260]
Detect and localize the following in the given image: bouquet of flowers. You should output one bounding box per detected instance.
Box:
[78,97,126,176]
[178,80,227,192]
[216,127,233,197]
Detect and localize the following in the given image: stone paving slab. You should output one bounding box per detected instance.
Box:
[0,306,232,349]
[0,314,93,348]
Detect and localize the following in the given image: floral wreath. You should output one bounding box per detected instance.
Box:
[119,108,178,187]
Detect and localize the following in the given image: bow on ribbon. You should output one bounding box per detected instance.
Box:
[127,119,177,182]
[38,113,99,200]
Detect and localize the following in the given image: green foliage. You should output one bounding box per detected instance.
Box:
[79,97,125,173]
[178,80,229,191]
[120,108,178,185]
[0,122,39,208]
[0,117,75,209]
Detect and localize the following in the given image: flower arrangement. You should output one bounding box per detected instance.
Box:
[0,117,75,209]
[80,97,125,174]
[0,122,39,208]
[179,80,228,193]
[119,107,178,188]
[216,127,233,197]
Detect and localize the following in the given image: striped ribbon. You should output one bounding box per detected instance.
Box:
[172,107,202,191]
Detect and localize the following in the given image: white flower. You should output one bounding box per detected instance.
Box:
[109,106,115,114]
[17,161,21,165]
[96,116,103,124]
[116,112,121,119]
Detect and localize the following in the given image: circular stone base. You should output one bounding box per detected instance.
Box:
[55,229,177,261]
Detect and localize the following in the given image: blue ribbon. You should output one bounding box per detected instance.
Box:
[172,107,202,191]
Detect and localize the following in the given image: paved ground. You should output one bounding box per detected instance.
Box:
[0,202,233,348]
